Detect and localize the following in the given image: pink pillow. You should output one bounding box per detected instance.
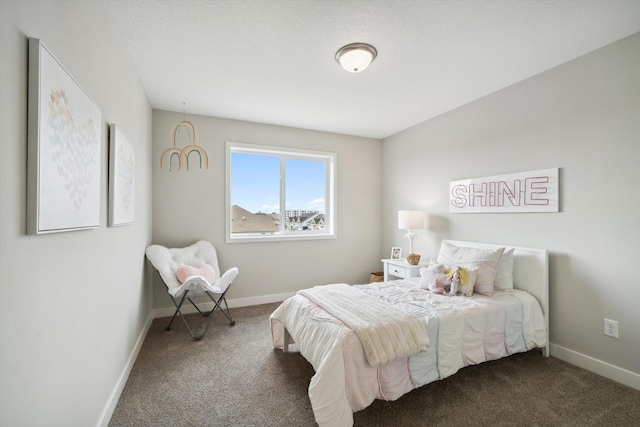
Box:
[176,264,216,284]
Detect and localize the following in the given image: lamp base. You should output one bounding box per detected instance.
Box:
[406,253,421,265]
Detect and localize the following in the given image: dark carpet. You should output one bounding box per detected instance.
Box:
[109,303,640,426]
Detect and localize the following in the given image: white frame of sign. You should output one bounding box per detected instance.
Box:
[449,168,559,213]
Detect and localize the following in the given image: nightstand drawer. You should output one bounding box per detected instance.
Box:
[388,265,410,278]
[382,259,424,282]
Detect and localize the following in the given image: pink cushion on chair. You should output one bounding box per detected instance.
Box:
[176,264,216,284]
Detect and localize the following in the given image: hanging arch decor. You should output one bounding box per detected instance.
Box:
[160,119,209,171]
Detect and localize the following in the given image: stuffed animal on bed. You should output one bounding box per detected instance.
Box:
[445,266,468,296]
[420,263,473,296]
[419,263,451,294]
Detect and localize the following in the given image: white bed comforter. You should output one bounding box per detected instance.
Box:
[270,279,546,427]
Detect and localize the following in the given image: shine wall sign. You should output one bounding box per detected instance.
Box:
[449,168,559,213]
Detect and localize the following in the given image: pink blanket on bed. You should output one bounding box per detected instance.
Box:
[271,280,546,427]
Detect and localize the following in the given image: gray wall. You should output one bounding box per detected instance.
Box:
[382,33,640,380]
[0,1,153,426]
[151,110,382,310]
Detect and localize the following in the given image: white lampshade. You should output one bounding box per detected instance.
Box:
[335,43,377,73]
[398,210,424,230]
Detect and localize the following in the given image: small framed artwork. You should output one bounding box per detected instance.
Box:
[108,124,135,226]
[391,247,402,260]
[27,38,102,234]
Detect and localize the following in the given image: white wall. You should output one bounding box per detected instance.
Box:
[151,110,382,311]
[0,1,153,426]
[382,33,640,384]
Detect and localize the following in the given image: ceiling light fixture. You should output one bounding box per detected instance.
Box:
[335,42,377,73]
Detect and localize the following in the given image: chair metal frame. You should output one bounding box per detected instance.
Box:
[166,288,235,340]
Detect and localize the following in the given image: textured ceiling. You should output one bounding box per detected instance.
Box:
[107,0,640,139]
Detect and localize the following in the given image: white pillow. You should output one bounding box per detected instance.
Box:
[494,247,515,291]
[437,242,505,295]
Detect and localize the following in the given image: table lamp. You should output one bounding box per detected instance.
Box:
[398,210,424,265]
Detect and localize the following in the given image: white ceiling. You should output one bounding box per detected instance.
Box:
[107,0,640,139]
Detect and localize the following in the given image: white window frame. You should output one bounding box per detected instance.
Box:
[225,141,337,243]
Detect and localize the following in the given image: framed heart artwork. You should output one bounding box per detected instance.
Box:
[108,124,135,226]
[27,38,102,234]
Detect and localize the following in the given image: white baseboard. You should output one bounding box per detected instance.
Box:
[152,292,295,319]
[97,310,155,427]
[550,343,640,391]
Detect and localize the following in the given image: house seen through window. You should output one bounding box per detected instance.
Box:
[226,142,336,242]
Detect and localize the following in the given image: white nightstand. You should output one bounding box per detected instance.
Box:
[382,259,425,281]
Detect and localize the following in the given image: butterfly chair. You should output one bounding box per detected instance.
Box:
[145,240,239,340]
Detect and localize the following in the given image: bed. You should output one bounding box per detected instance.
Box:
[270,240,549,427]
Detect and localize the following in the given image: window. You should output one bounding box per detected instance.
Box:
[226,142,336,242]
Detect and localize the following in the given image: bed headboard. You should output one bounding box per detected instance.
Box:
[442,240,549,357]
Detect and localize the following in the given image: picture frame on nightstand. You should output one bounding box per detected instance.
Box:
[391,247,402,260]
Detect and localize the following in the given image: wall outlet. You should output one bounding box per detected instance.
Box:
[604,318,619,338]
